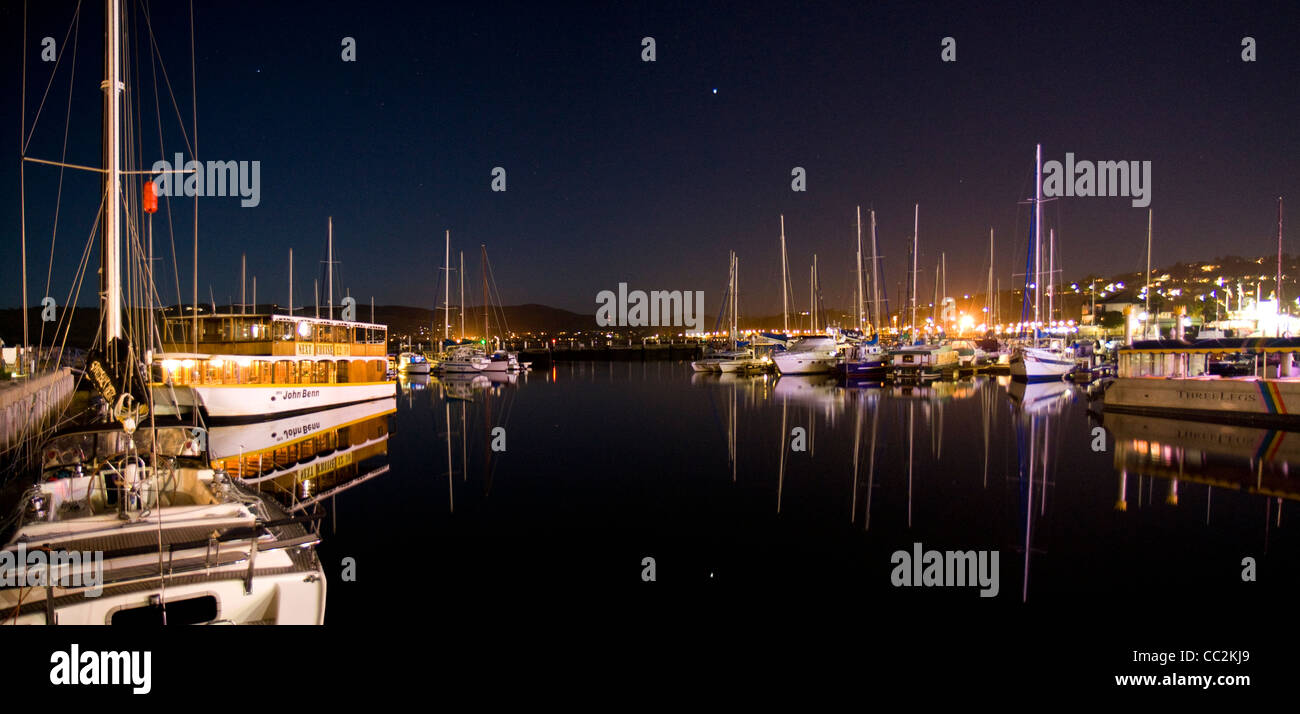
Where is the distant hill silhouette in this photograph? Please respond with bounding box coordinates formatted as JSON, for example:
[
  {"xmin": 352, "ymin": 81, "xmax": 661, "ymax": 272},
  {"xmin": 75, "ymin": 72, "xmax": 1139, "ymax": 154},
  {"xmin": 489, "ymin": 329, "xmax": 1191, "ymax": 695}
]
[{"xmin": 0, "ymin": 303, "xmax": 597, "ymax": 350}]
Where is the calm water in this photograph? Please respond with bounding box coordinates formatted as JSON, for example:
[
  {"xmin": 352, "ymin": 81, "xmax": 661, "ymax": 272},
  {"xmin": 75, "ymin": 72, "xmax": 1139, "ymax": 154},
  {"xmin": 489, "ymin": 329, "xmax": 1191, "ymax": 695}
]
[{"xmin": 307, "ymin": 363, "xmax": 1300, "ymax": 624}]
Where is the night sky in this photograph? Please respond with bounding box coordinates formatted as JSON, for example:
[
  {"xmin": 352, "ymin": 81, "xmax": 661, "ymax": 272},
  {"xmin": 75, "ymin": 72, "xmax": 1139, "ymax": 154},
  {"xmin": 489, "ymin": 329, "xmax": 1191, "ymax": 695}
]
[{"xmin": 3, "ymin": 0, "xmax": 1299, "ymax": 318}]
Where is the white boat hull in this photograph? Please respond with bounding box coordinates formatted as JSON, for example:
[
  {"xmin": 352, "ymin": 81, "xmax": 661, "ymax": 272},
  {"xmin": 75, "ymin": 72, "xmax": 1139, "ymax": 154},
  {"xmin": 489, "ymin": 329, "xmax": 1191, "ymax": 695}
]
[
  {"xmin": 1, "ymin": 566, "xmax": 325, "ymax": 625},
  {"xmin": 773, "ymin": 354, "xmax": 838, "ymax": 375},
  {"xmin": 151, "ymin": 381, "xmax": 396, "ymax": 420},
  {"xmin": 1010, "ymin": 348, "xmax": 1075, "ymax": 382}
]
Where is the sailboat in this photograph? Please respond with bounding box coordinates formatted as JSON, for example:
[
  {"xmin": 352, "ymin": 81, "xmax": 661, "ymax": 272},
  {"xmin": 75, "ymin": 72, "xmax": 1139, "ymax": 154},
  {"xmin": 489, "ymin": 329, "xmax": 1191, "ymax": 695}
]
[
  {"xmin": 692, "ymin": 251, "xmax": 759, "ymax": 372},
  {"xmin": 474, "ymin": 245, "xmax": 528, "ymax": 373},
  {"xmin": 838, "ymin": 207, "xmax": 888, "ymax": 380},
  {"xmin": 1010, "ymin": 145, "xmax": 1076, "ymax": 382},
  {"xmin": 3, "ymin": 0, "xmax": 326, "ymax": 624},
  {"xmin": 717, "ymin": 253, "xmax": 765, "ymax": 373}
]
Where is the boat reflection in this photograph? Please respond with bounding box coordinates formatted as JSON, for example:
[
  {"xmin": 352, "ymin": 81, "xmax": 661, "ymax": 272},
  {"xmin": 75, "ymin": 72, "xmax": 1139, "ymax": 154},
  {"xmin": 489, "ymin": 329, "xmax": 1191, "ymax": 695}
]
[
  {"xmin": 1007, "ymin": 380, "xmax": 1073, "ymax": 603},
  {"xmin": 208, "ymin": 398, "xmax": 395, "ymax": 511},
  {"xmin": 439, "ymin": 374, "xmax": 492, "ymax": 401},
  {"xmin": 398, "ymin": 373, "xmax": 429, "ymax": 392},
  {"xmin": 1106, "ymin": 412, "xmax": 1300, "ymax": 509},
  {"xmin": 1006, "ymin": 379, "xmax": 1073, "ymax": 415}
]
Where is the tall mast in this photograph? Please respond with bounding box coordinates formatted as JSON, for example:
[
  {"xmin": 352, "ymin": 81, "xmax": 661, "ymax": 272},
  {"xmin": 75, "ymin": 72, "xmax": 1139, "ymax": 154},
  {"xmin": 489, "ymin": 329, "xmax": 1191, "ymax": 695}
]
[
  {"xmin": 327, "ymin": 217, "xmax": 334, "ymax": 320},
  {"xmin": 870, "ymin": 210, "xmax": 880, "ymax": 333},
  {"xmin": 1145, "ymin": 209, "xmax": 1152, "ymax": 328},
  {"xmin": 288, "ymin": 248, "xmax": 294, "ymax": 315},
  {"xmin": 443, "ymin": 230, "xmax": 451, "ymax": 343},
  {"xmin": 730, "ymin": 251, "xmax": 737, "ymax": 349},
  {"xmin": 987, "ymin": 229, "xmax": 994, "ymax": 325},
  {"xmin": 933, "ymin": 261, "xmax": 940, "ymax": 325},
  {"xmin": 1033, "ymin": 144, "xmax": 1043, "ymax": 341},
  {"xmin": 780, "ymin": 215, "xmax": 789, "ymax": 333},
  {"xmin": 911, "ymin": 204, "xmax": 919, "ymax": 337},
  {"xmin": 1278, "ymin": 196, "xmax": 1285, "ymax": 332},
  {"xmin": 856, "ymin": 206, "xmax": 865, "ymax": 332},
  {"xmin": 102, "ymin": 0, "xmax": 124, "ymax": 343},
  {"xmin": 459, "ymin": 250, "xmax": 465, "ymax": 341},
  {"xmin": 481, "ymin": 244, "xmax": 489, "ymax": 346},
  {"xmin": 813, "ymin": 254, "xmax": 819, "ymax": 331},
  {"xmin": 1048, "ymin": 229, "xmax": 1055, "ymax": 329},
  {"xmin": 240, "ymin": 253, "xmax": 246, "ymax": 314}
]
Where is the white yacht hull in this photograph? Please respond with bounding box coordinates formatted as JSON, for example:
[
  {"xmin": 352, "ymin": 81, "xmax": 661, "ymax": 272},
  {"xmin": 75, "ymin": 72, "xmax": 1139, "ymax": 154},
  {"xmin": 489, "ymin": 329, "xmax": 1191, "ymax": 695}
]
[
  {"xmin": 773, "ymin": 354, "xmax": 838, "ymax": 375},
  {"xmin": 719, "ymin": 359, "xmax": 764, "ymax": 373},
  {"xmin": 1, "ymin": 566, "xmax": 325, "ymax": 625},
  {"xmin": 1010, "ymin": 348, "xmax": 1075, "ymax": 382}
]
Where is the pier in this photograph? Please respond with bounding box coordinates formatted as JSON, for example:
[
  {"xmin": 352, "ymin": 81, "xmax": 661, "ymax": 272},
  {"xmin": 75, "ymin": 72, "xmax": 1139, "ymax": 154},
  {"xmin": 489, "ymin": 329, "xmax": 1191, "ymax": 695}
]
[
  {"xmin": 514, "ymin": 343, "xmax": 703, "ymax": 366},
  {"xmin": 0, "ymin": 369, "xmax": 75, "ymax": 459}
]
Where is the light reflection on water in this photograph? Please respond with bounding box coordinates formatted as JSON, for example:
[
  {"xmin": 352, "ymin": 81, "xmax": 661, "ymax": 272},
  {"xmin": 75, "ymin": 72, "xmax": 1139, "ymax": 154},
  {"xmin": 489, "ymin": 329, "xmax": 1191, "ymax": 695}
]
[{"xmin": 307, "ymin": 362, "xmax": 1298, "ymax": 622}]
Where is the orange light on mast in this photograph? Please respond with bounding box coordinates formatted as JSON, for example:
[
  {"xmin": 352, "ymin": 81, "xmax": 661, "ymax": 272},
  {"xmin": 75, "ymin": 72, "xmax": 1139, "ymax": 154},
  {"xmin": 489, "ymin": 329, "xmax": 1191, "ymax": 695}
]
[{"xmin": 143, "ymin": 180, "xmax": 158, "ymax": 213}]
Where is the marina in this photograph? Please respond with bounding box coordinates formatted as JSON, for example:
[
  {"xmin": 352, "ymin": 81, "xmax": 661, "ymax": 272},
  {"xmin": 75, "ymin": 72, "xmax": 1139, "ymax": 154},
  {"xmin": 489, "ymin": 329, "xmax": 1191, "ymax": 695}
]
[{"xmin": 1, "ymin": 0, "xmax": 1297, "ymax": 698}]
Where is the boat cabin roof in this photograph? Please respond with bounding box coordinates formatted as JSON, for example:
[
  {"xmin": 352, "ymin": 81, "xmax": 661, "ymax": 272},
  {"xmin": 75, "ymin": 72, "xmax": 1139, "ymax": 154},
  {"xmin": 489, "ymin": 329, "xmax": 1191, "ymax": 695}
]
[
  {"xmin": 1121, "ymin": 337, "xmax": 1300, "ymax": 354},
  {"xmin": 165, "ymin": 312, "xmax": 385, "ymax": 331}
]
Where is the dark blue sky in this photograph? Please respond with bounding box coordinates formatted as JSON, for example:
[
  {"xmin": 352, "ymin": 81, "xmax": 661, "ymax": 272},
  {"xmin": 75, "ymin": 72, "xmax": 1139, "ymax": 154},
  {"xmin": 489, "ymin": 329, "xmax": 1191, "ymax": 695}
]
[{"xmin": 4, "ymin": 0, "xmax": 1299, "ymax": 317}]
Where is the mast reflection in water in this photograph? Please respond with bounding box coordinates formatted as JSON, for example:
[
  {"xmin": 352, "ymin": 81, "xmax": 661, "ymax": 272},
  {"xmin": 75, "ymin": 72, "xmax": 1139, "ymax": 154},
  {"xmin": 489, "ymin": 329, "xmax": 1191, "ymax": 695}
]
[{"xmin": 311, "ymin": 363, "xmax": 1299, "ymax": 622}]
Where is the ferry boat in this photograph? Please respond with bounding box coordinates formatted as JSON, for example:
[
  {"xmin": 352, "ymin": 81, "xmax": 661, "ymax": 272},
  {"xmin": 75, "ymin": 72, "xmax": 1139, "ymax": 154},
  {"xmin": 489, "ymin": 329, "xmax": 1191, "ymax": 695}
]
[
  {"xmin": 149, "ymin": 313, "xmax": 395, "ymax": 421},
  {"xmin": 1, "ymin": 420, "xmax": 326, "ymax": 624},
  {"xmin": 1102, "ymin": 338, "xmax": 1300, "ymax": 426},
  {"xmin": 773, "ymin": 336, "xmax": 839, "ymax": 375},
  {"xmin": 890, "ymin": 343, "xmax": 958, "ymax": 382}
]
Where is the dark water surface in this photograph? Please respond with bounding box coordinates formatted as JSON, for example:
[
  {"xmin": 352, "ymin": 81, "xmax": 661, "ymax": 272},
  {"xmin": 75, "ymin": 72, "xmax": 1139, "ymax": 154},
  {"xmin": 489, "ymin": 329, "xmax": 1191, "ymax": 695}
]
[{"xmin": 314, "ymin": 362, "xmax": 1300, "ymax": 625}]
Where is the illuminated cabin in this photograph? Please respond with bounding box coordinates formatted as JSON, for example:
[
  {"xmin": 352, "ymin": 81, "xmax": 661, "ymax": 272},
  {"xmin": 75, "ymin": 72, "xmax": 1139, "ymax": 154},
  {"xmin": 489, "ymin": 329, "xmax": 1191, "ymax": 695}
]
[{"xmin": 150, "ymin": 313, "xmax": 395, "ymax": 420}]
